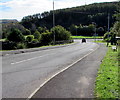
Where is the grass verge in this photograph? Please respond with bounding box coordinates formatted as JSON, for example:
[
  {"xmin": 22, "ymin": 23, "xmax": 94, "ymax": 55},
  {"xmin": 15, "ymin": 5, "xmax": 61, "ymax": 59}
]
[
  {"xmin": 71, "ymin": 36, "xmax": 103, "ymax": 39},
  {"xmin": 93, "ymin": 40, "xmax": 106, "ymax": 43},
  {"xmin": 95, "ymin": 45, "xmax": 119, "ymax": 99}
]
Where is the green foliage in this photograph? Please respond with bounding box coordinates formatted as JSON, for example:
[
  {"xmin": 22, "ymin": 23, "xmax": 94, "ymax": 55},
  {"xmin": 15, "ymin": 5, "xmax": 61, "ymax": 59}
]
[
  {"xmin": 70, "ymin": 24, "xmax": 97, "ymax": 36},
  {"xmin": 41, "ymin": 31, "xmax": 52, "ymax": 45},
  {"xmin": 111, "ymin": 21, "xmax": 120, "ymax": 36},
  {"xmin": 97, "ymin": 27, "xmax": 105, "ymax": 36},
  {"xmin": 37, "ymin": 26, "xmax": 47, "ymax": 33},
  {"xmin": 26, "ymin": 35, "xmax": 34, "ymax": 42},
  {"xmin": 23, "ymin": 29, "xmax": 31, "ymax": 35},
  {"xmin": 33, "ymin": 30, "xmax": 41, "ymax": 41},
  {"xmin": 69, "ymin": 24, "xmax": 78, "ymax": 35},
  {"xmin": 7, "ymin": 28, "xmax": 25, "ymax": 42},
  {"xmin": 32, "ymin": 39, "xmax": 39, "ymax": 43},
  {"xmin": 2, "ymin": 21, "xmax": 26, "ymax": 38},
  {"xmin": 17, "ymin": 43, "xmax": 26, "ymax": 49},
  {"xmin": 21, "ymin": 2, "xmax": 119, "ymax": 31},
  {"xmin": 104, "ymin": 12, "xmax": 120, "ymax": 45},
  {"xmin": 103, "ymin": 32, "xmax": 111, "ymax": 41},
  {"xmin": 51, "ymin": 25, "xmax": 71, "ymax": 41}
]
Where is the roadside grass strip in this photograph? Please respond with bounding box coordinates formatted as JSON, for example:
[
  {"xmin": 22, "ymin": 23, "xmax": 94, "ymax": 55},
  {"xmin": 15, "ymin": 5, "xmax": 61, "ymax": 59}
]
[
  {"xmin": 71, "ymin": 36, "xmax": 103, "ymax": 39},
  {"xmin": 95, "ymin": 45, "xmax": 119, "ymax": 99}
]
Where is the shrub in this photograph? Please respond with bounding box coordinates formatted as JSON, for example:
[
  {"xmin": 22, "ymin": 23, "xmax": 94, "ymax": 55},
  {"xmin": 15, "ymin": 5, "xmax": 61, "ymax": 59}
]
[
  {"xmin": 32, "ymin": 39, "xmax": 39, "ymax": 43},
  {"xmin": 26, "ymin": 35, "xmax": 34, "ymax": 42},
  {"xmin": 2, "ymin": 41, "xmax": 17, "ymax": 50},
  {"xmin": 7, "ymin": 28, "xmax": 25, "ymax": 42},
  {"xmin": 33, "ymin": 30, "xmax": 41, "ymax": 41},
  {"xmin": 51, "ymin": 25, "xmax": 71, "ymax": 41},
  {"xmin": 41, "ymin": 31, "xmax": 52, "ymax": 45},
  {"xmin": 17, "ymin": 43, "xmax": 26, "ymax": 49}
]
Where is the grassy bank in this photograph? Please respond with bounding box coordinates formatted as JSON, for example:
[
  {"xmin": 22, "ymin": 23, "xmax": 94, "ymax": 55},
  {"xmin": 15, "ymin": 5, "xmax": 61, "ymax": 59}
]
[
  {"xmin": 71, "ymin": 36, "xmax": 103, "ymax": 39},
  {"xmin": 95, "ymin": 45, "xmax": 119, "ymax": 99}
]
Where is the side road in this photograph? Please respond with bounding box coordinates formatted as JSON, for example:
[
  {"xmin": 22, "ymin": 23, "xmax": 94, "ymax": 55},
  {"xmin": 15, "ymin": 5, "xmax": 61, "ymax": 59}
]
[
  {"xmin": 1, "ymin": 42, "xmax": 78, "ymax": 56},
  {"xmin": 31, "ymin": 43, "xmax": 107, "ymax": 98}
]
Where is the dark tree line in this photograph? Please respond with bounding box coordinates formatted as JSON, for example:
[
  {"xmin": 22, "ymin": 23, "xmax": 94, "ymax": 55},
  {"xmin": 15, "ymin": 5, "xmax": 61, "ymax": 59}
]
[{"xmin": 21, "ymin": 2, "xmax": 120, "ymax": 33}]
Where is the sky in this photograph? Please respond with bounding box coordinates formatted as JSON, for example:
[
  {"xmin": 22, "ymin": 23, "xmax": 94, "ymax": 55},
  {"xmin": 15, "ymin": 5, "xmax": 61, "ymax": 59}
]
[{"xmin": 0, "ymin": 0, "xmax": 118, "ymax": 21}]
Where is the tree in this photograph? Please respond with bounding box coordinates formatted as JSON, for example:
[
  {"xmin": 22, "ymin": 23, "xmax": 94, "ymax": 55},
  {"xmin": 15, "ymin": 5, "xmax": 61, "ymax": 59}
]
[
  {"xmin": 37, "ymin": 26, "xmax": 47, "ymax": 33},
  {"xmin": 97, "ymin": 27, "xmax": 105, "ymax": 36},
  {"xmin": 51, "ymin": 25, "xmax": 71, "ymax": 41},
  {"xmin": 69, "ymin": 24, "xmax": 77, "ymax": 35},
  {"xmin": 23, "ymin": 29, "xmax": 31, "ymax": 35},
  {"xmin": 21, "ymin": 2, "xmax": 119, "ymax": 30},
  {"xmin": 7, "ymin": 28, "xmax": 25, "ymax": 42}
]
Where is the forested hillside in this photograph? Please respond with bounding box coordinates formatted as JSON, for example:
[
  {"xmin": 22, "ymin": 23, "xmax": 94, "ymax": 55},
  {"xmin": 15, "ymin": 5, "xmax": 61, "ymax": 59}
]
[{"xmin": 21, "ymin": 2, "xmax": 120, "ymax": 31}]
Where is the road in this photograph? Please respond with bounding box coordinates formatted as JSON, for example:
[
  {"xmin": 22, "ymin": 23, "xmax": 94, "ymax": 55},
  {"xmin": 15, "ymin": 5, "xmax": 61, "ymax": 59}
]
[
  {"xmin": 32, "ymin": 43, "xmax": 107, "ymax": 98},
  {"xmin": 2, "ymin": 40, "xmax": 99, "ymax": 98}
]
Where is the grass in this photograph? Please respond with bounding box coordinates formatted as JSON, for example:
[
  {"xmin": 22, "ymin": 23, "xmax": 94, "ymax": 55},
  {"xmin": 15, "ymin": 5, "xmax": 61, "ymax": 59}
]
[
  {"xmin": 95, "ymin": 44, "xmax": 119, "ymax": 99},
  {"xmin": 0, "ymin": 39, "xmax": 6, "ymax": 41},
  {"xmin": 71, "ymin": 36, "xmax": 103, "ymax": 39},
  {"xmin": 93, "ymin": 40, "xmax": 106, "ymax": 43}
]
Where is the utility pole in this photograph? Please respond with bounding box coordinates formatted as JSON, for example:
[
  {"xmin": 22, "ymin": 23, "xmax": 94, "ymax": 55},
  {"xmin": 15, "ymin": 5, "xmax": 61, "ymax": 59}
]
[
  {"xmin": 53, "ymin": 0, "xmax": 55, "ymax": 45},
  {"xmin": 108, "ymin": 13, "xmax": 110, "ymax": 32},
  {"xmin": 95, "ymin": 24, "xmax": 96, "ymax": 42},
  {"xmin": 92, "ymin": 22, "xmax": 96, "ymax": 42},
  {"xmin": 107, "ymin": 13, "xmax": 110, "ymax": 47}
]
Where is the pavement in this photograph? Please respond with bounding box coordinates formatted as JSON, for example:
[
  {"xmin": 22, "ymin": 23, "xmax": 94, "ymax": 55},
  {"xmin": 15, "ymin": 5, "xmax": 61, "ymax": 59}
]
[{"xmin": 31, "ymin": 43, "xmax": 107, "ymax": 99}]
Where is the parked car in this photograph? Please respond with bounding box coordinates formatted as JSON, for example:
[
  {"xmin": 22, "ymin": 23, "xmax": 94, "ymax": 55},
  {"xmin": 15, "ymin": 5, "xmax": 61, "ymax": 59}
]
[{"xmin": 82, "ymin": 38, "xmax": 86, "ymax": 43}]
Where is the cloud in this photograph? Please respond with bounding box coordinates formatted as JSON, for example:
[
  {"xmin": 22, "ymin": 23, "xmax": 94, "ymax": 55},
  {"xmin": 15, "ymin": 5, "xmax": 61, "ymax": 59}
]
[
  {"xmin": 0, "ymin": 0, "xmax": 84, "ymax": 20},
  {"xmin": 0, "ymin": 0, "xmax": 117, "ymax": 21}
]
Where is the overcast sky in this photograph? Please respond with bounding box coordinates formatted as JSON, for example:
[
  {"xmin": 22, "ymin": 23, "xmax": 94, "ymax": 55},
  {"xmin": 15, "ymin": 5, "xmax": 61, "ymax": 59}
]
[{"xmin": 0, "ymin": 0, "xmax": 117, "ymax": 21}]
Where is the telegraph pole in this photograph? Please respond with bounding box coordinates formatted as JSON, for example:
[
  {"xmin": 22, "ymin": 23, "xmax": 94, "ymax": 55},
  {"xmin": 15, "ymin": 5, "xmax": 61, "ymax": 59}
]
[
  {"xmin": 107, "ymin": 13, "xmax": 110, "ymax": 46},
  {"xmin": 108, "ymin": 13, "xmax": 110, "ymax": 32},
  {"xmin": 53, "ymin": 0, "xmax": 55, "ymax": 45}
]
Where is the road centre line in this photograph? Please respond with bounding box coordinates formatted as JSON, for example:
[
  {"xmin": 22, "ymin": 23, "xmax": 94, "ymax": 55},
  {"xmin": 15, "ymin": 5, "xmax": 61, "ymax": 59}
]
[
  {"xmin": 11, "ymin": 53, "xmax": 56, "ymax": 65},
  {"xmin": 27, "ymin": 44, "xmax": 99, "ymax": 100}
]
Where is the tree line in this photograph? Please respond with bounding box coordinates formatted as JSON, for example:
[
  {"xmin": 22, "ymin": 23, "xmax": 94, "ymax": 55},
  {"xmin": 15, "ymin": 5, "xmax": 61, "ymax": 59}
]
[
  {"xmin": 2, "ymin": 25, "xmax": 72, "ymax": 50},
  {"xmin": 21, "ymin": 2, "xmax": 120, "ymax": 32}
]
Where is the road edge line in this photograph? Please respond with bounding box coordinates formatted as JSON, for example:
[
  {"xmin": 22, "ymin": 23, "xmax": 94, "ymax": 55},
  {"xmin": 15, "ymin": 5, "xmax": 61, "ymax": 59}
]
[{"xmin": 27, "ymin": 44, "xmax": 100, "ymax": 100}]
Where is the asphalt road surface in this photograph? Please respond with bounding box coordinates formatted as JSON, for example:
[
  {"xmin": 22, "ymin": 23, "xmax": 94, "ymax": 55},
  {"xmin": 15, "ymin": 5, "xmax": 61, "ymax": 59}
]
[
  {"xmin": 2, "ymin": 40, "xmax": 104, "ymax": 98},
  {"xmin": 32, "ymin": 43, "xmax": 107, "ymax": 99}
]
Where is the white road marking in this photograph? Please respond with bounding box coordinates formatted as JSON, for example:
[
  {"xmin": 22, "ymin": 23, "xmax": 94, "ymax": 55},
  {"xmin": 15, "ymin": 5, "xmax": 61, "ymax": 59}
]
[
  {"xmin": 11, "ymin": 53, "xmax": 56, "ymax": 65},
  {"xmin": 90, "ymin": 49, "xmax": 94, "ymax": 51},
  {"xmin": 27, "ymin": 44, "xmax": 100, "ymax": 100}
]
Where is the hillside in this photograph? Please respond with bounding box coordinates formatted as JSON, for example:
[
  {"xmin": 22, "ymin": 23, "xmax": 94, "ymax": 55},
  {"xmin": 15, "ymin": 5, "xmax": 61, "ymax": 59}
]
[
  {"xmin": 0, "ymin": 19, "xmax": 18, "ymax": 24},
  {"xmin": 21, "ymin": 1, "xmax": 120, "ymax": 31}
]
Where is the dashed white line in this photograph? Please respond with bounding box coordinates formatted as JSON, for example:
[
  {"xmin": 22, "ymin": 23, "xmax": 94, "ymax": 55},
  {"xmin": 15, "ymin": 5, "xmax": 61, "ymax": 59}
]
[{"xmin": 11, "ymin": 53, "xmax": 56, "ymax": 65}]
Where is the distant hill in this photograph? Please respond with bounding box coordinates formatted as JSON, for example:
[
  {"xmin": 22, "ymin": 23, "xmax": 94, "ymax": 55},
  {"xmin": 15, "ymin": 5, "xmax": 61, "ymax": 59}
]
[
  {"xmin": 0, "ymin": 19, "xmax": 18, "ymax": 24},
  {"xmin": 21, "ymin": 1, "xmax": 120, "ymax": 31}
]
